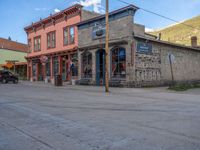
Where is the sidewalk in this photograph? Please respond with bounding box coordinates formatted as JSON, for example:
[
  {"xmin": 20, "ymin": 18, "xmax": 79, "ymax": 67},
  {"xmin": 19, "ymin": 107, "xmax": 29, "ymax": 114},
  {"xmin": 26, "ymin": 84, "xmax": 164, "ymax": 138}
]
[{"xmin": 19, "ymin": 80, "xmax": 169, "ymax": 94}]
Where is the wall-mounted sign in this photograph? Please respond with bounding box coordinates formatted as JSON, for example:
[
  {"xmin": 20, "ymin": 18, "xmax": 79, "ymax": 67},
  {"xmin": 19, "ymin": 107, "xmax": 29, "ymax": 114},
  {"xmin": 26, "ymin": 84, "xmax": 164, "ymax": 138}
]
[
  {"xmin": 92, "ymin": 23, "xmax": 106, "ymax": 40},
  {"xmin": 137, "ymin": 42, "xmax": 152, "ymax": 54}
]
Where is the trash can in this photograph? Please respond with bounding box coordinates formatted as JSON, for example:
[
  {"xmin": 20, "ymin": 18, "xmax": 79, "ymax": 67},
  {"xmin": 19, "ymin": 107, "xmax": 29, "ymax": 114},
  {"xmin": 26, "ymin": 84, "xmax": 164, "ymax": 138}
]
[
  {"xmin": 54, "ymin": 74, "xmax": 63, "ymax": 86},
  {"xmin": 71, "ymin": 79, "xmax": 76, "ymax": 85}
]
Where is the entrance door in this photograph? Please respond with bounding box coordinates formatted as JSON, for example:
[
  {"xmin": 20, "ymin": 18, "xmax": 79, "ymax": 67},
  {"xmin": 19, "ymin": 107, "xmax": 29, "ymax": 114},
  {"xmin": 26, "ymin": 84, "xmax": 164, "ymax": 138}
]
[{"xmin": 96, "ymin": 49, "xmax": 105, "ymax": 86}]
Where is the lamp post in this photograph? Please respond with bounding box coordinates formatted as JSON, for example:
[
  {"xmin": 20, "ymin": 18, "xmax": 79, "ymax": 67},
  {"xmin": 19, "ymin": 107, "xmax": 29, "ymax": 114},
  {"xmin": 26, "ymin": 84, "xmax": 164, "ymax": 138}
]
[{"xmin": 105, "ymin": 0, "xmax": 109, "ymax": 92}]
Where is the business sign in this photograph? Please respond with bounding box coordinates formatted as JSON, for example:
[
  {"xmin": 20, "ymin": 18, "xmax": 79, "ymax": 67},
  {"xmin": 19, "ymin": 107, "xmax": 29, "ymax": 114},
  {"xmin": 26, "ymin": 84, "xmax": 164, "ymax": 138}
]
[
  {"xmin": 137, "ymin": 42, "xmax": 152, "ymax": 54},
  {"xmin": 92, "ymin": 23, "xmax": 106, "ymax": 39}
]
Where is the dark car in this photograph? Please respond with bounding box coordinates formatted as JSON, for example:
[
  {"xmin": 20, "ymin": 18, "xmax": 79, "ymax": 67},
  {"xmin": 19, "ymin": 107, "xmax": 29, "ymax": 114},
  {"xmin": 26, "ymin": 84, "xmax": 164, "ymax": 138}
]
[{"xmin": 0, "ymin": 70, "xmax": 18, "ymax": 84}]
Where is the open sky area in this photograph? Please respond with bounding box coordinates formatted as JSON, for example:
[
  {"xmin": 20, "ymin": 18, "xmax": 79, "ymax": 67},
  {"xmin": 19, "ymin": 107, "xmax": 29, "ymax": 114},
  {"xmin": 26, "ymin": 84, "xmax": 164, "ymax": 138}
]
[{"xmin": 0, "ymin": 0, "xmax": 200, "ymax": 44}]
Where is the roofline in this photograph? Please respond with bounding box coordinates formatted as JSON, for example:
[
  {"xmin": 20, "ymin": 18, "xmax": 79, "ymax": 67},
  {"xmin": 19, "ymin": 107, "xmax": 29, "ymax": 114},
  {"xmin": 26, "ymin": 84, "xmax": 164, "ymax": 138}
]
[
  {"xmin": 24, "ymin": 4, "xmax": 82, "ymax": 31},
  {"xmin": 0, "ymin": 47, "xmax": 28, "ymax": 53},
  {"xmin": 77, "ymin": 4, "xmax": 139, "ymax": 26},
  {"xmin": 134, "ymin": 35, "xmax": 200, "ymax": 52},
  {"xmin": 0, "ymin": 37, "xmax": 27, "ymax": 46}
]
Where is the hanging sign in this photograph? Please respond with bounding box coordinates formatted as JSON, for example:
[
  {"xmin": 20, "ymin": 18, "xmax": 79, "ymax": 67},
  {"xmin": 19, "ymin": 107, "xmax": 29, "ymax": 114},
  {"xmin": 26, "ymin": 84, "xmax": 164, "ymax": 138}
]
[
  {"xmin": 6, "ymin": 62, "xmax": 13, "ymax": 69},
  {"xmin": 92, "ymin": 23, "xmax": 106, "ymax": 39},
  {"xmin": 40, "ymin": 55, "xmax": 48, "ymax": 65}
]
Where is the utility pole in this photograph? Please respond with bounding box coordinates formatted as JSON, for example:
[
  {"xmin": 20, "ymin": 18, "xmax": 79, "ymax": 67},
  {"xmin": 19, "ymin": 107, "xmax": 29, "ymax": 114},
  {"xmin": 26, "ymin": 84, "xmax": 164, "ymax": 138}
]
[{"xmin": 105, "ymin": 0, "xmax": 109, "ymax": 92}]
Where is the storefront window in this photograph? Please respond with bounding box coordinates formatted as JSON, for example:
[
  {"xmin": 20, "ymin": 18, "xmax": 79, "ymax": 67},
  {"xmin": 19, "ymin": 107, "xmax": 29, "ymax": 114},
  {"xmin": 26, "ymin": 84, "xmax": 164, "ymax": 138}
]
[
  {"xmin": 82, "ymin": 51, "xmax": 92, "ymax": 78},
  {"xmin": 111, "ymin": 47, "xmax": 126, "ymax": 78},
  {"xmin": 71, "ymin": 53, "xmax": 78, "ymax": 76},
  {"xmin": 53, "ymin": 57, "xmax": 59, "ymax": 76},
  {"xmin": 32, "ymin": 63, "xmax": 37, "ymax": 77},
  {"xmin": 46, "ymin": 58, "xmax": 51, "ymax": 77}
]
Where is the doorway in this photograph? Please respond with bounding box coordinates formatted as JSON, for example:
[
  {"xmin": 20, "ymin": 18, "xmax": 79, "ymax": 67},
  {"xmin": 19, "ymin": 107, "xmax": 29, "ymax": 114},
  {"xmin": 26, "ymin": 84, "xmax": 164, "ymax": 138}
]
[{"xmin": 96, "ymin": 49, "xmax": 105, "ymax": 86}]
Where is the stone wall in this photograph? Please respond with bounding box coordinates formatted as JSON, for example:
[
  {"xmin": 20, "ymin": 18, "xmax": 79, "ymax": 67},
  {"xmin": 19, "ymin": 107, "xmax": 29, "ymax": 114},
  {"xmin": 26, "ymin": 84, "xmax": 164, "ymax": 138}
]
[
  {"xmin": 81, "ymin": 10, "xmax": 100, "ymax": 21},
  {"xmin": 134, "ymin": 39, "xmax": 200, "ymax": 87},
  {"xmin": 78, "ymin": 15, "xmax": 134, "ymax": 47}
]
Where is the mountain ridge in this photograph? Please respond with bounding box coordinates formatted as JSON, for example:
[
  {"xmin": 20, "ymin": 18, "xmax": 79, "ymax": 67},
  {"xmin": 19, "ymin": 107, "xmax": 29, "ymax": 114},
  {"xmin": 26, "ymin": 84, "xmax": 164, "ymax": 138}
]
[{"xmin": 150, "ymin": 15, "xmax": 200, "ymax": 46}]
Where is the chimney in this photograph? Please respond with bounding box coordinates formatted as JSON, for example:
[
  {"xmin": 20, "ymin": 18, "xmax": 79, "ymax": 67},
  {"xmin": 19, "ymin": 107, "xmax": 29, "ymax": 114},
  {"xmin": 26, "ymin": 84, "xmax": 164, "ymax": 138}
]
[
  {"xmin": 191, "ymin": 36, "xmax": 197, "ymax": 47},
  {"xmin": 158, "ymin": 33, "xmax": 162, "ymax": 40},
  {"xmin": 157, "ymin": 33, "xmax": 162, "ymax": 40}
]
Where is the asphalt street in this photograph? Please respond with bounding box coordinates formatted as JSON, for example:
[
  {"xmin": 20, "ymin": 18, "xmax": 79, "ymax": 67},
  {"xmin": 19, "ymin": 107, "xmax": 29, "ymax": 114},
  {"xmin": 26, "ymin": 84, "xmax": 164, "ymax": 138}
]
[{"xmin": 0, "ymin": 82, "xmax": 200, "ymax": 150}]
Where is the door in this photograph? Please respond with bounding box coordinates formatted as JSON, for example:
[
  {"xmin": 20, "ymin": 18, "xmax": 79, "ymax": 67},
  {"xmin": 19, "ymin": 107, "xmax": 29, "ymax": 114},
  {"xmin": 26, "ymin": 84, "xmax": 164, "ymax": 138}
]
[{"xmin": 96, "ymin": 49, "xmax": 105, "ymax": 86}]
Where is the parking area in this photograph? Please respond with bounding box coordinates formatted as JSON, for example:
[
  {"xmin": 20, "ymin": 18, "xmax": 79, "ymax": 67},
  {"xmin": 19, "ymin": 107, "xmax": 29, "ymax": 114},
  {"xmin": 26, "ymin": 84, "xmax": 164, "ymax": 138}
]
[{"xmin": 0, "ymin": 82, "xmax": 200, "ymax": 150}]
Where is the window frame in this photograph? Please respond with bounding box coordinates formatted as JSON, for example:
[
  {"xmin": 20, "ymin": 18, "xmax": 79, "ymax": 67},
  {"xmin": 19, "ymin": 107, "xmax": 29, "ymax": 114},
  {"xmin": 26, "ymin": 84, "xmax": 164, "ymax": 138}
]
[
  {"xmin": 47, "ymin": 31, "xmax": 56, "ymax": 49},
  {"xmin": 28, "ymin": 39, "xmax": 32, "ymax": 53},
  {"xmin": 81, "ymin": 51, "xmax": 92, "ymax": 78},
  {"xmin": 111, "ymin": 47, "xmax": 126, "ymax": 79},
  {"xmin": 33, "ymin": 36, "xmax": 41, "ymax": 52},
  {"xmin": 63, "ymin": 26, "xmax": 75, "ymax": 46},
  {"xmin": 63, "ymin": 27, "xmax": 69, "ymax": 46},
  {"xmin": 69, "ymin": 26, "xmax": 75, "ymax": 44}
]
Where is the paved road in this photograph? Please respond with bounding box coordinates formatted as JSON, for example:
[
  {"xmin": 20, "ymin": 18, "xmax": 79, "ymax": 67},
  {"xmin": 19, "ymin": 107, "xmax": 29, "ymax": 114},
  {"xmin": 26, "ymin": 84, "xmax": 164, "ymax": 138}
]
[{"xmin": 0, "ymin": 82, "xmax": 200, "ymax": 150}]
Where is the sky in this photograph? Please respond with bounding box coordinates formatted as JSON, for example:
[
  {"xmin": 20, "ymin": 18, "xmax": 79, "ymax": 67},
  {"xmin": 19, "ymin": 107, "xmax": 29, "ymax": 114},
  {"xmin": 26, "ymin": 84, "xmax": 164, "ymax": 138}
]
[{"xmin": 0, "ymin": 0, "xmax": 200, "ymax": 44}]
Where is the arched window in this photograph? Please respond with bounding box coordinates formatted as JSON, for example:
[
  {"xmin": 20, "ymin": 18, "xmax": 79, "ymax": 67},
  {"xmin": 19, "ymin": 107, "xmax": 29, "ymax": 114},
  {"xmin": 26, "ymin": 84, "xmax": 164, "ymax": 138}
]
[
  {"xmin": 82, "ymin": 51, "xmax": 92, "ymax": 78},
  {"xmin": 111, "ymin": 47, "xmax": 126, "ymax": 78}
]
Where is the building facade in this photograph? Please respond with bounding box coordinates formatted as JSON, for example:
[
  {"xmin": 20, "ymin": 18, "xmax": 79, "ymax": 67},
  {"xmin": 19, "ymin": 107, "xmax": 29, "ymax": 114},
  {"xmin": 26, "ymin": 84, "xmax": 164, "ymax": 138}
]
[
  {"xmin": 77, "ymin": 5, "xmax": 200, "ymax": 87},
  {"xmin": 24, "ymin": 4, "xmax": 99, "ymax": 82},
  {"xmin": 0, "ymin": 38, "xmax": 28, "ymax": 79}
]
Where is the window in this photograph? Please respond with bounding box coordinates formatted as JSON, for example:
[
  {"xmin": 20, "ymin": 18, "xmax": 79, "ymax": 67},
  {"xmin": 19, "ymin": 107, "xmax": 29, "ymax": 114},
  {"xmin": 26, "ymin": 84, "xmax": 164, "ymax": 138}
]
[
  {"xmin": 45, "ymin": 58, "xmax": 51, "ymax": 77},
  {"xmin": 28, "ymin": 39, "xmax": 32, "ymax": 52},
  {"xmin": 47, "ymin": 31, "xmax": 56, "ymax": 49},
  {"xmin": 34, "ymin": 36, "xmax": 41, "ymax": 51},
  {"xmin": 53, "ymin": 57, "xmax": 59, "ymax": 76},
  {"xmin": 32, "ymin": 63, "xmax": 37, "ymax": 77},
  {"xmin": 71, "ymin": 53, "xmax": 78, "ymax": 76},
  {"xmin": 63, "ymin": 28, "xmax": 68, "ymax": 45},
  {"xmin": 111, "ymin": 47, "xmax": 126, "ymax": 78},
  {"xmin": 69, "ymin": 27, "xmax": 75, "ymax": 44},
  {"xmin": 82, "ymin": 52, "xmax": 92, "ymax": 78},
  {"xmin": 63, "ymin": 26, "xmax": 75, "ymax": 45}
]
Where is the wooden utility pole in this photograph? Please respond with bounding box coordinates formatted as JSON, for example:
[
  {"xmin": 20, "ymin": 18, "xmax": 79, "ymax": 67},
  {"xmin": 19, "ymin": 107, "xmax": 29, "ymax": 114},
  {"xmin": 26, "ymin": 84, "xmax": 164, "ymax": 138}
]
[
  {"xmin": 105, "ymin": 0, "xmax": 109, "ymax": 92},
  {"xmin": 169, "ymin": 54, "xmax": 174, "ymax": 85}
]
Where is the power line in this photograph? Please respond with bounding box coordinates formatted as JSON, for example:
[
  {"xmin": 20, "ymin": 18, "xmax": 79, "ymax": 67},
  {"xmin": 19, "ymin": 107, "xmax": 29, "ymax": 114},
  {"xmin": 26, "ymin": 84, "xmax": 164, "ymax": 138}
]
[{"xmin": 117, "ymin": 0, "xmax": 200, "ymax": 31}]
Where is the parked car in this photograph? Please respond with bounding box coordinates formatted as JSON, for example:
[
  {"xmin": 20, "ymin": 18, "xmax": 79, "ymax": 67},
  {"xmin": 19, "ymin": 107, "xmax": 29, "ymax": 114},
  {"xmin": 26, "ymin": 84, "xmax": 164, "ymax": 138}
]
[{"xmin": 0, "ymin": 70, "xmax": 18, "ymax": 84}]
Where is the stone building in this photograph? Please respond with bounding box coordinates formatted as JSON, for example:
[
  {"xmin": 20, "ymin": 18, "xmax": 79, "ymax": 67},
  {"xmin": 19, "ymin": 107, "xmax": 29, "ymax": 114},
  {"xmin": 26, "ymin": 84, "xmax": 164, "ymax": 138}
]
[{"xmin": 77, "ymin": 5, "xmax": 200, "ymax": 87}]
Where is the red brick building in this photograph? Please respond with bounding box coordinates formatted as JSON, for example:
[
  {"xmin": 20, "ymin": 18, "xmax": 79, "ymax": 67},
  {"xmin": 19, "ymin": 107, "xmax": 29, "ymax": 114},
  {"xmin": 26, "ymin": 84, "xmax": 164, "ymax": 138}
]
[{"xmin": 24, "ymin": 4, "xmax": 98, "ymax": 82}]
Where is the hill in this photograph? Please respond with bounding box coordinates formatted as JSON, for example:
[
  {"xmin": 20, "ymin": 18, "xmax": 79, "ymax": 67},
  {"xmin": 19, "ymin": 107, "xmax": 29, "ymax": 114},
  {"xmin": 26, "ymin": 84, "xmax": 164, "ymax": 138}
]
[{"xmin": 150, "ymin": 15, "xmax": 200, "ymax": 46}]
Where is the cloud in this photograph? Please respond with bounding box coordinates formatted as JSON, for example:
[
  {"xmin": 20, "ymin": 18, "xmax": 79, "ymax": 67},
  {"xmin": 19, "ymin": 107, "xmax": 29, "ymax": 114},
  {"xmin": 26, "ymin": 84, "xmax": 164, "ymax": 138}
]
[
  {"xmin": 77, "ymin": 0, "xmax": 104, "ymax": 13},
  {"xmin": 145, "ymin": 27, "xmax": 154, "ymax": 32},
  {"xmin": 34, "ymin": 8, "xmax": 47, "ymax": 11},
  {"xmin": 54, "ymin": 8, "xmax": 61, "ymax": 13}
]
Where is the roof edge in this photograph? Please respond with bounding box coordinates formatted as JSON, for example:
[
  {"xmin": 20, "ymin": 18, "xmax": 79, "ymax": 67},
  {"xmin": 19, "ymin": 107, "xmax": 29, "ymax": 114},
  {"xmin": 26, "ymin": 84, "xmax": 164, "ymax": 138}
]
[
  {"xmin": 24, "ymin": 4, "xmax": 82, "ymax": 31},
  {"xmin": 134, "ymin": 35, "xmax": 200, "ymax": 52},
  {"xmin": 77, "ymin": 4, "xmax": 139, "ymax": 26}
]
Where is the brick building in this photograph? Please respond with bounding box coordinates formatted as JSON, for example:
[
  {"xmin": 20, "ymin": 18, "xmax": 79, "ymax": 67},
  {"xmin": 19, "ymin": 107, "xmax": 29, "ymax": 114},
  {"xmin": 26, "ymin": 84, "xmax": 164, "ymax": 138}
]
[
  {"xmin": 24, "ymin": 4, "xmax": 99, "ymax": 82},
  {"xmin": 77, "ymin": 5, "xmax": 200, "ymax": 87}
]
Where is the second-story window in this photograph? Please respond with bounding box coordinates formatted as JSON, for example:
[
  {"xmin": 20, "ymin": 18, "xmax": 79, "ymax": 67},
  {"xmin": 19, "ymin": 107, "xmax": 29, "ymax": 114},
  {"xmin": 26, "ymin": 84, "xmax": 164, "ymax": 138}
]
[
  {"xmin": 34, "ymin": 36, "xmax": 41, "ymax": 51},
  {"xmin": 63, "ymin": 26, "xmax": 75, "ymax": 46},
  {"xmin": 28, "ymin": 39, "xmax": 32, "ymax": 53},
  {"xmin": 69, "ymin": 27, "xmax": 75, "ymax": 44},
  {"xmin": 47, "ymin": 31, "xmax": 56, "ymax": 49},
  {"xmin": 63, "ymin": 27, "xmax": 68, "ymax": 45}
]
